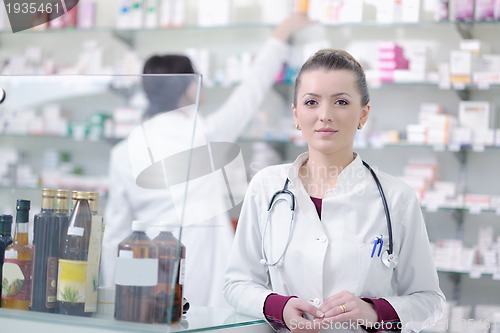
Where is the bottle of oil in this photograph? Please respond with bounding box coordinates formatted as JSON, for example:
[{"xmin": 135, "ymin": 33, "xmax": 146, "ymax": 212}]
[
  {"xmin": 0, "ymin": 214, "xmax": 13, "ymax": 305},
  {"xmin": 56, "ymin": 191, "xmax": 92, "ymax": 316},
  {"xmin": 31, "ymin": 188, "xmax": 58, "ymax": 312},
  {"xmin": 84, "ymin": 191, "xmax": 103, "ymax": 313},
  {"xmin": 152, "ymin": 225, "xmax": 185, "ymax": 323},
  {"xmin": 114, "ymin": 220, "xmax": 158, "ymax": 323},
  {"xmin": 1, "ymin": 200, "xmax": 32, "ymax": 310}
]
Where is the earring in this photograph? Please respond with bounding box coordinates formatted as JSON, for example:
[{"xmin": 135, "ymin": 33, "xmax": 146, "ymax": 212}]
[
  {"xmin": 357, "ymin": 123, "xmax": 363, "ymax": 130},
  {"xmin": 296, "ymin": 124, "xmax": 301, "ymax": 130}
]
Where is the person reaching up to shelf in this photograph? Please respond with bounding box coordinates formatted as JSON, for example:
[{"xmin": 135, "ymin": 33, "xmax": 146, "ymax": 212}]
[
  {"xmin": 100, "ymin": 12, "xmax": 312, "ymax": 308},
  {"xmin": 224, "ymin": 49, "xmax": 446, "ymax": 332}
]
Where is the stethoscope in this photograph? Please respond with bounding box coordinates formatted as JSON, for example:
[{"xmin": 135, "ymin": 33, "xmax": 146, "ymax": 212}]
[{"xmin": 260, "ymin": 160, "xmax": 399, "ymax": 269}]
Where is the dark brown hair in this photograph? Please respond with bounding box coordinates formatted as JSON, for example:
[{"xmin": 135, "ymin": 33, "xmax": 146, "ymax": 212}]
[
  {"xmin": 293, "ymin": 49, "xmax": 369, "ymax": 107},
  {"xmin": 142, "ymin": 55, "xmax": 196, "ymax": 119}
]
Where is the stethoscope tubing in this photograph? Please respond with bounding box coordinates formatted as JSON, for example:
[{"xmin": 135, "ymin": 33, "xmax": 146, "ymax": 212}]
[
  {"xmin": 261, "ymin": 160, "xmax": 395, "ymax": 267},
  {"xmin": 362, "ymin": 161, "xmax": 394, "ymax": 255}
]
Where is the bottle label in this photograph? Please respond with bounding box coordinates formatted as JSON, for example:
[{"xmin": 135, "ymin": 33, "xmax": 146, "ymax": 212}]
[
  {"xmin": 4, "ymin": 249, "xmax": 18, "ymax": 259},
  {"xmin": 46, "ymin": 256, "xmax": 58, "ymax": 307},
  {"xmin": 115, "ymin": 257, "xmax": 158, "ymax": 286},
  {"xmin": 83, "ymin": 214, "xmax": 103, "ymax": 312},
  {"xmin": 179, "ymin": 258, "xmax": 185, "ymax": 286},
  {"xmin": 119, "ymin": 250, "xmax": 133, "ymax": 259},
  {"xmin": 56, "ymin": 259, "xmax": 87, "ymax": 304},
  {"xmin": 67, "ymin": 227, "xmax": 84, "ymax": 237},
  {"xmin": 1, "ymin": 260, "xmax": 32, "ymax": 301}
]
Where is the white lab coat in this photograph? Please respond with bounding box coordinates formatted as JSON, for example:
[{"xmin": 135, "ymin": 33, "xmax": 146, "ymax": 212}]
[
  {"xmin": 101, "ymin": 37, "xmax": 290, "ymax": 307},
  {"xmin": 224, "ymin": 152, "xmax": 446, "ymax": 332}
]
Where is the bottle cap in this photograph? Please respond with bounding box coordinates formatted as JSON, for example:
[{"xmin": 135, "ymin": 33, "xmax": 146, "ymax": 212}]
[
  {"xmin": 74, "ymin": 191, "xmax": 91, "ymax": 200},
  {"xmin": 131, "ymin": 220, "xmax": 148, "ymax": 232},
  {"xmin": 16, "ymin": 199, "xmax": 30, "ymax": 211},
  {"xmin": 0, "ymin": 214, "xmax": 13, "ymax": 235},
  {"xmin": 88, "ymin": 192, "xmax": 99, "ymax": 202},
  {"xmin": 41, "ymin": 188, "xmax": 57, "ymax": 197},
  {"xmin": 88, "ymin": 192, "xmax": 99, "ymax": 214},
  {"xmin": 56, "ymin": 189, "xmax": 71, "ymax": 198}
]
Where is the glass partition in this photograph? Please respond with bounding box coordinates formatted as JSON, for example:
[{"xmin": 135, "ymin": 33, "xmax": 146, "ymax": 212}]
[{"xmin": 0, "ymin": 74, "xmax": 259, "ymax": 332}]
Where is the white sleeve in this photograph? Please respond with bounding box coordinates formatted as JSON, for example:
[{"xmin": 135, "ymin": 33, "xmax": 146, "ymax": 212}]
[
  {"xmin": 204, "ymin": 37, "xmax": 289, "ymax": 143},
  {"xmin": 384, "ymin": 193, "xmax": 446, "ymax": 332},
  {"xmin": 223, "ymin": 174, "xmax": 273, "ymax": 318},
  {"xmin": 100, "ymin": 145, "xmax": 134, "ymax": 287}
]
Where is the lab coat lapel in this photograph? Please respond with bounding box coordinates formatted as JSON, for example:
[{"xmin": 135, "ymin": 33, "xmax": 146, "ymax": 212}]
[{"xmin": 285, "ymin": 153, "xmax": 328, "ymax": 300}]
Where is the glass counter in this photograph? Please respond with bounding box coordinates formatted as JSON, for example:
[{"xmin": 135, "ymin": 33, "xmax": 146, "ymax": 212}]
[{"xmin": 0, "ymin": 306, "xmax": 271, "ymax": 333}]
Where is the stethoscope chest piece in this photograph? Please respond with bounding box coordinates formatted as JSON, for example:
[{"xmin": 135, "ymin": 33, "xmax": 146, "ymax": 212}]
[{"xmin": 381, "ymin": 250, "xmax": 398, "ymax": 269}]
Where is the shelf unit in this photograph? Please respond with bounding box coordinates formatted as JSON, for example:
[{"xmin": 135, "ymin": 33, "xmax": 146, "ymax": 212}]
[{"xmin": 0, "ymin": 8, "xmax": 500, "ymax": 330}]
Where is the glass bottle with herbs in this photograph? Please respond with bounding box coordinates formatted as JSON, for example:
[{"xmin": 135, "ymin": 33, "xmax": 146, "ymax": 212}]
[
  {"xmin": 1, "ymin": 200, "xmax": 32, "ymax": 310},
  {"xmin": 56, "ymin": 191, "xmax": 92, "ymax": 316},
  {"xmin": 0, "ymin": 214, "xmax": 13, "ymax": 305}
]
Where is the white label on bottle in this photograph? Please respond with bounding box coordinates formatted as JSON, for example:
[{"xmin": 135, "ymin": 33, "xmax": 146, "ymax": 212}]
[
  {"xmin": 4, "ymin": 250, "xmax": 18, "ymax": 259},
  {"xmin": 179, "ymin": 258, "xmax": 185, "ymax": 286},
  {"xmin": 115, "ymin": 258, "xmax": 158, "ymax": 286},
  {"xmin": 68, "ymin": 226, "xmax": 85, "ymax": 236},
  {"xmin": 119, "ymin": 250, "xmax": 134, "ymax": 259}
]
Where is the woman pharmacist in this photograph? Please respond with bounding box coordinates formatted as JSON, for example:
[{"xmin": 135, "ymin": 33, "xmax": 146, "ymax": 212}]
[
  {"xmin": 101, "ymin": 13, "xmax": 311, "ymax": 308},
  {"xmin": 224, "ymin": 49, "xmax": 445, "ymax": 332}
]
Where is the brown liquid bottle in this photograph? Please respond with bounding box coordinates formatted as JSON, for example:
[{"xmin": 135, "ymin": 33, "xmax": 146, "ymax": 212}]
[
  {"xmin": 114, "ymin": 220, "xmax": 158, "ymax": 323},
  {"xmin": 56, "ymin": 191, "xmax": 92, "ymax": 316},
  {"xmin": 0, "ymin": 214, "xmax": 13, "ymax": 305},
  {"xmin": 1, "ymin": 200, "xmax": 32, "ymax": 310},
  {"xmin": 31, "ymin": 188, "xmax": 58, "ymax": 312},
  {"xmin": 152, "ymin": 225, "xmax": 185, "ymax": 324}
]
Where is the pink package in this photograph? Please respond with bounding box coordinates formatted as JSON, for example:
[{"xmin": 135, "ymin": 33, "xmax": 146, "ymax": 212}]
[
  {"xmin": 379, "ymin": 58, "xmax": 410, "ymax": 70},
  {"xmin": 453, "ymin": 0, "xmax": 474, "ymax": 21},
  {"xmin": 379, "ymin": 70, "xmax": 394, "ymax": 83},
  {"xmin": 495, "ymin": 0, "xmax": 500, "ymax": 19},
  {"xmin": 475, "ymin": 0, "xmax": 495, "ymax": 21},
  {"xmin": 78, "ymin": 1, "xmax": 97, "ymax": 29}
]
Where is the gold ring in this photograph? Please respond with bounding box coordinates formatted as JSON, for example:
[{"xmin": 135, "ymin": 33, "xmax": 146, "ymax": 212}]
[{"xmin": 339, "ymin": 304, "xmax": 347, "ymax": 314}]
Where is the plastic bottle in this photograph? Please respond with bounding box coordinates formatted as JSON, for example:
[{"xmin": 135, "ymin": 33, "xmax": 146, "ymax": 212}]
[
  {"xmin": 56, "ymin": 191, "xmax": 92, "ymax": 316},
  {"xmin": 114, "ymin": 220, "xmax": 158, "ymax": 323},
  {"xmin": 31, "ymin": 188, "xmax": 58, "ymax": 312},
  {"xmin": 152, "ymin": 224, "xmax": 185, "ymax": 323},
  {"xmin": 0, "ymin": 214, "xmax": 13, "ymax": 305},
  {"xmin": 1, "ymin": 200, "xmax": 32, "ymax": 310}
]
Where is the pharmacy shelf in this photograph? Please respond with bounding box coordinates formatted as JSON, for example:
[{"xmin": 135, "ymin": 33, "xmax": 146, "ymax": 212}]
[
  {"xmin": 437, "ymin": 267, "xmax": 500, "ymax": 279},
  {"xmin": 1, "ymin": 19, "xmax": 498, "ymax": 35},
  {"xmin": 0, "ymin": 133, "xmax": 123, "ymax": 144},
  {"xmin": 0, "ymin": 75, "xmax": 115, "ymax": 108},
  {"xmin": 422, "ymin": 205, "xmax": 500, "ymax": 215},
  {"xmin": 240, "ymin": 136, "xmax": 500, "ymax": 151}
]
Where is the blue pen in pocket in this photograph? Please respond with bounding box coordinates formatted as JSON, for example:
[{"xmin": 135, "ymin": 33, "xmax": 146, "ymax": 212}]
[{"xmin": 371, "ymin": 235, "xmax": 383, "ymax": 258}]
